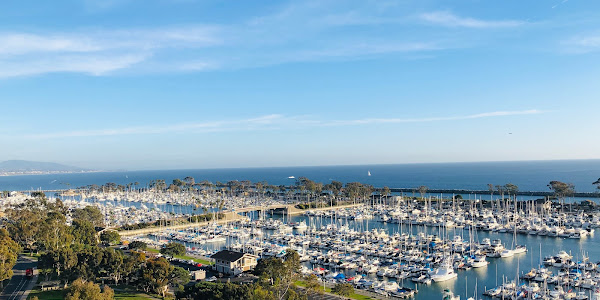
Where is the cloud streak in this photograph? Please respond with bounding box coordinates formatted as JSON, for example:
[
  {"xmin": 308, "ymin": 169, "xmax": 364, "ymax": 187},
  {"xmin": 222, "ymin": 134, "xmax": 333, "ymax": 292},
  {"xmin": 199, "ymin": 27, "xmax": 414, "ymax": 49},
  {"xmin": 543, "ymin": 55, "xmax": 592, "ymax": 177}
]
[
  {"xmin": 0, "ymin": 2, "xmax": 457, "ymax": 79},
  {"xmin": 420, "ymin": 11, "xmax": 523, "ymax": 28},
  {"xmin": 563, "ymin": 33, "xmax": 600, "ymax": 53},
  {"xmin": 324, "ymin": 110, "xmax": 543, "ymax": 126},
  {"xmin": 24, "ymin": 110, "xmax": 544, "ymax": 139},
  {"xmin": 0, "ymin": 3, "xmax": 529, "ymax": 79},
  {"xmin": 0, "ymin": 26, "xmax": 222, "ymax": 77}
]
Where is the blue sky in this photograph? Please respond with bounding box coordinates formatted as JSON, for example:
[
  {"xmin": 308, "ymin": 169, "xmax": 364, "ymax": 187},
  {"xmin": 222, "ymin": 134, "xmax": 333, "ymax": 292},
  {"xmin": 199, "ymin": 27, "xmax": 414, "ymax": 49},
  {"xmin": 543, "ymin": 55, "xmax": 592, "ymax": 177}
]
[{"xmin": 1, "ymin": 0, "xmax": 599, "ymax": 170}]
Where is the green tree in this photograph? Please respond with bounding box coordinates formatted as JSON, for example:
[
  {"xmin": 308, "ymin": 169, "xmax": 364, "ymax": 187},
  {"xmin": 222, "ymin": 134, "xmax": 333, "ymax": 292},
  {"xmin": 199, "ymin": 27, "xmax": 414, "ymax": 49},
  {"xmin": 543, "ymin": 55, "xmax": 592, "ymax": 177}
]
[
  {"xmin": 37, "ymin": 211, "xmax": 73, "ymax": 251},
  {"xmin": 65, "ymin": 278, "xmax": 114, "ymax": 300},
  {"xmin": 487, "ymin": 183, "xmax": 494, "ymax": 199},
  {"xmin": 417, "ymin": 185, "xmax": 428, "ymax": 199},
  {"xmin": 381, "ymin": 186, "xmax": 391, "ymax": 200},
  {"xmin": 72, "ymin": 206, "xmax": 104, "ymax": 228},
  {"xmin": 184, "ymin": 176, "xmax": 195, "ymax": 186},
  {"xmin": 173, "ymin": 178, "xmax": 186, "ymax": 187},
  {"xmin": 0, "ymin": 229, "xmax": 20, "ymax": 288},
  {"xmin": 504, "ymin": 183, "xmax": 519, "ymax": 200},
  {"xmin": 303, "ymin": 274, "xmax": 322, "ymax": 297},
  {"xmin": 331, "ymin": 283, "xmax": 354, "ymax": 297},
  {"xmin": 128, "ymin": 241, "xmax": 147, "ymax": 251},
  {"xmin": 254, "ymin": 249, "xmax": 301, "ymax": 300},
  {"xmin": 252, "ymin": 284, "xmax": 276, "ymax": 300},
  {"xmin": 160, "ymin": 242, "xmax": 186, "ymax": 257},
  {"xmin": 170, "ymin": 266, "xmax": 190, "ymax": 287},
  {"xmin": 100, "ymin": 248, "xmax": 124, "ymax": 284},
  {"xmin": 122, "ymin": 251, "xmax": 146, "ymax": 284},
  {"xmin": 71, "ymin": 246, "xmax": 104, "ymax": 282},
  {"xmin": 39, "ymin": 246, "xmax": 78, "ymax": 281},
  {"xmin": 5, "ymin": 203, "xmax": 42, "ymax": 253},
  {"xmin": 71, "ymin": 220, "xmax": 98, "ymax": 246},
  {"xmin": 548, "ymin": 181, "xmax": 575, "ymax": 209},
  {"xmin": 254, "ymin": 257, "xmax": 285, "ymax": 285},
  {"xmin": 176, "ymin": 282, "xmax": 253, "ymax": 300},
  {"xmin": 139, "ymin": 257, "xmax": 173, "ymax": 297},
  {"xmin": 30, "ymin": 191, "xmax": 46, "ymax": 199},
  {"xmin": 99, "ymin": 230, "xmax": 120, "ymax": 245}
]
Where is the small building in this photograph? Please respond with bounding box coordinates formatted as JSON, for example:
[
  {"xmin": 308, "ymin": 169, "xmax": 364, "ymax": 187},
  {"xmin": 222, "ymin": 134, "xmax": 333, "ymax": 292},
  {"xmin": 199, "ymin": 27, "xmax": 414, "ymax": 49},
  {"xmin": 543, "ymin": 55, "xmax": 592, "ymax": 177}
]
[
  {"xmin": 211, "ymin": 250, "xmax": 258, "ymax": 276},
  {"xmin": 192, "ymin": 269, "xmax": 206, "ymax": 281}
]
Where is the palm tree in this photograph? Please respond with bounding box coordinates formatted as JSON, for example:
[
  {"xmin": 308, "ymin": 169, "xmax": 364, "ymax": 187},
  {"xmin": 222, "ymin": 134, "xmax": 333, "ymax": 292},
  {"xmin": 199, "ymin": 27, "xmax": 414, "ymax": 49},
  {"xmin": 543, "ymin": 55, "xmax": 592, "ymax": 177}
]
[
  {"xmin": 496, "ymin": 185, "xmax": 505, "ymax": 212},
  {"xmin": 417, "ymin": 185, "xmax": 428, "ymax": 211},
  {"xmin": 504, "ymin": 183, "xmax": 518, "ymax": 210},
  {"xmin": 417, "ymin": 185, "xmax": 428, "ymax": 199},
  {"xmin": 487, "ymin": 183, "xmax": 494, "ymax": 200},
  {"xmin": 593, "ymin": 178, "xmax": 600, "ymax": 194},
  {"xmin": 381, "ymin": 186, "xmax": 391, "ymax": 206}
]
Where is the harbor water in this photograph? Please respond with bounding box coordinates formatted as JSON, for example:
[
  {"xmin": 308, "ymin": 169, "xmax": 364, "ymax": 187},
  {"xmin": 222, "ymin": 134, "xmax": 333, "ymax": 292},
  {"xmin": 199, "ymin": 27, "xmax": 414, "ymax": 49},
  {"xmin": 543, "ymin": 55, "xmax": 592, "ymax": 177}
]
[{"xmin": 143, "ymin": 210, "xmax": 600, "ymax": 299}]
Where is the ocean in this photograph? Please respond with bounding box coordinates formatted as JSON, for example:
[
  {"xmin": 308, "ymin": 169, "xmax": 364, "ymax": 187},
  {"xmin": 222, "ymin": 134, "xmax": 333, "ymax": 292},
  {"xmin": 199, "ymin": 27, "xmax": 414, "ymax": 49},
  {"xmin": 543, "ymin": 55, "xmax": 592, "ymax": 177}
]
[
  {"xmin": 1, "ymin": 159, "xmax": 599, "ymax": 193},
  {"xmin": 15, "ymin": 158, "xmax": 593, "ymax": 226}
]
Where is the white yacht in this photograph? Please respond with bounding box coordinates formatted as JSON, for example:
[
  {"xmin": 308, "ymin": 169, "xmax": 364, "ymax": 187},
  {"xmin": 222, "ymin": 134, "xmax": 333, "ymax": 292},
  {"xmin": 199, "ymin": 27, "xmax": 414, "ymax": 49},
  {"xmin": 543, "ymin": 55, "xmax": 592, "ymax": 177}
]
[
  {"xmin": 513, "ymin": 245, "xmax": 527, "ymax": 254},
  {"xmin": 430, "ymin": 260, "xmax": 458, "ymax": 282},
  {"xmin": 500, "ymin": 249, "xmax": 514, "ymax": 258},
  {"xmin": 471, "ymin": 255, "xmax": 489, "ymax": 268},
  {"xmin": 292, "ymin": 221, "xmax": 307, "ymax": 230}
]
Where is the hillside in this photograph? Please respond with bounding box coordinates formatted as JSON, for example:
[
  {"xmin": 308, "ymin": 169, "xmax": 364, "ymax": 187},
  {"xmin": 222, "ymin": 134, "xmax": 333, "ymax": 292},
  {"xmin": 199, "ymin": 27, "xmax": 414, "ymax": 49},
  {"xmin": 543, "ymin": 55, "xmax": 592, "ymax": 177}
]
[{"xmin": 0, "ymin": 160, "xmax": 89, "ymax": 174}]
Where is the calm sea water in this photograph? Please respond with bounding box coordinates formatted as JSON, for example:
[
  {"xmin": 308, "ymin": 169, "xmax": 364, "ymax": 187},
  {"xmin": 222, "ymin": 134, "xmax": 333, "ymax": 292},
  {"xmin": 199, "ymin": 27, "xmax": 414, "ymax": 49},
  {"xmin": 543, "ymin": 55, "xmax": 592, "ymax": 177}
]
[{"xmin": 1, "ymin": 160, "xmax": 600, "ymax": 193}]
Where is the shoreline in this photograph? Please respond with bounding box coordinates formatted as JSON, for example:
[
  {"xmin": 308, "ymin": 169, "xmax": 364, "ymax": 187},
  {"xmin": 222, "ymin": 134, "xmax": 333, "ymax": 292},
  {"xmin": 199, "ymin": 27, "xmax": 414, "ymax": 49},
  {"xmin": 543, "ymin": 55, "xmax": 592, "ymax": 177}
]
[
  {"xmin": 0, "ymin": 170, "xmax": 102, "ymax": 177},
  {"xmin": 14, "ymin": 186, "xmax": 600, "ymax": 198}
]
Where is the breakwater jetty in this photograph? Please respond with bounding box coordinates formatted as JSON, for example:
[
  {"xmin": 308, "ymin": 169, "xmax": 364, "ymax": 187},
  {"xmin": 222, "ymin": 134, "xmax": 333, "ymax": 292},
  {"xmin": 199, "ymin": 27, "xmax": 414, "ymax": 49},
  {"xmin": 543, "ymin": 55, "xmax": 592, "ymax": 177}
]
[
  {"xmin": 29, "ymin": 187, "xmax": 600, "ymax": 198},
  {"xmin": 388, "ymin": 188, "xmax": 600, "ymax": 198}
]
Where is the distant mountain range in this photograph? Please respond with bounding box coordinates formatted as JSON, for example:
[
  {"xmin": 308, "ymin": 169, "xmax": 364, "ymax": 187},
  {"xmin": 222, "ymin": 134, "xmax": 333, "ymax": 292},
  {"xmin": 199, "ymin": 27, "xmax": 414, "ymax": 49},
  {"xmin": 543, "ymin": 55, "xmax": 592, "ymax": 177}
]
[{"xmin": 0, "ymin": 160, "xmax": 91, "ymax": 175}]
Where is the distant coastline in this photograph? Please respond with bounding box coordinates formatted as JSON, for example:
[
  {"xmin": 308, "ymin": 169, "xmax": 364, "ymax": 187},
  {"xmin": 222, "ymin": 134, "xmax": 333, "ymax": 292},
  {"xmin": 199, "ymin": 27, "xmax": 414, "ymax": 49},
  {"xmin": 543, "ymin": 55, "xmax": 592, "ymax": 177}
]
[
  {"xmin": 0, "ymin": 159, "xmax": 94, "ymax": 176},
  {"xmin": 0, "ymin": 170, "xmax": 100, "ymax": 177}
]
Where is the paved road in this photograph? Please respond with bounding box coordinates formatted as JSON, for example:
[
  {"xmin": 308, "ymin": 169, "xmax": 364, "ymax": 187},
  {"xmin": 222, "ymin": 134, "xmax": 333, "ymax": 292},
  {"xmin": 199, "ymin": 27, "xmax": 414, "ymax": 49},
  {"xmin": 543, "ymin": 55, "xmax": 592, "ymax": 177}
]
[{"xmin": 0, "ymin": 257, "xmax": 37, "ymax": 300}]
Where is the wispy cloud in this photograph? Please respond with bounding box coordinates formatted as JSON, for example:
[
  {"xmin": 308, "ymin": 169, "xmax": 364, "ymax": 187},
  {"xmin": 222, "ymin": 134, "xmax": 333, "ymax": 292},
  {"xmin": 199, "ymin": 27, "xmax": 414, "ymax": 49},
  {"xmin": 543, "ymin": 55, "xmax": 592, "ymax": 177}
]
[
  {"xmin": 0, "ymin": 3, "xmax": 532, "ymax": 79},
  {"xmin": 0, "ymin": 27, "xmax": 221, "ymax": 56},
  {"xmin": 24, "ymin": 110, "xmax": 543, "ymax": 139},
  {"xmin": 563, "ymin": 33, "xmax": 600, "ymax": 53},
  {"xmin": 0, "ymin": 26, "xmax": 222, "ymax": 77},
  {"xmin": 26, "ymin": 114, "xmax": 287, "ymax": 139},
  {"xmin": 420, "ymin": 11, "xmax": 523, "ymax": 28},
  {"xmin": 552, "ymin": 0, "xmax": 569, "ymax": 9},
  {"xmin": 322, "ymin": 110, "xmax": 543, "ymax": 126},
  {"xmin": 0, "ymin": 2, "xmax": 450, "ymax": 79},
  {"xmin": 0, "ymin": 53, "xmax": 149, "ymax": 78}
]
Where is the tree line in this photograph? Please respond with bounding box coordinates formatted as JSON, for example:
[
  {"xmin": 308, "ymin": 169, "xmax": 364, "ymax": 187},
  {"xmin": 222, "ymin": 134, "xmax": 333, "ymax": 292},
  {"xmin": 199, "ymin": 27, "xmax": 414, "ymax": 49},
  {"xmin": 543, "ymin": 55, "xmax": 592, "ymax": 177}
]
[{"xmin": 1, "ymin": 193, "xmax": 190, "ymax": 299}]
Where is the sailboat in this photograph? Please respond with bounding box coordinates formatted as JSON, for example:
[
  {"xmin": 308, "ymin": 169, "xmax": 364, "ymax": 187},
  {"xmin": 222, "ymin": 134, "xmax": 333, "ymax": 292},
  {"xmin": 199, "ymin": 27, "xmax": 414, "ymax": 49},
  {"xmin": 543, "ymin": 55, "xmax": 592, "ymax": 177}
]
[{"xmin": 367, "ymin": 170, "xmax": 371, "ymax": 176}]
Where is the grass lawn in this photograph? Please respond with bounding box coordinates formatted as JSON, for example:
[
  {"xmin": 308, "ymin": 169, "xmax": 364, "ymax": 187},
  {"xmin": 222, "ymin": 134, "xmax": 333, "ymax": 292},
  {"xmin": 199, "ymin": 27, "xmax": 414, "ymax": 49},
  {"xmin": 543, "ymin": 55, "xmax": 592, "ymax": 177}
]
[
  {"xmin": 114, "ymin": 291, "xmax": 157, "ymax": 300},
  {"xmin": 28, "ymin": 289, "xmax": 157, "ymax": 300},
  {"xmin": 27, "ymin": 289, "xmax": 65, "ymax": 300},
  {"xmin": 146, "ymin": 247, "xmax": 213, "ymax": 265},
  {"xmin": 295, "ymin": 281, "xmax": 372, "ymax": 300}
]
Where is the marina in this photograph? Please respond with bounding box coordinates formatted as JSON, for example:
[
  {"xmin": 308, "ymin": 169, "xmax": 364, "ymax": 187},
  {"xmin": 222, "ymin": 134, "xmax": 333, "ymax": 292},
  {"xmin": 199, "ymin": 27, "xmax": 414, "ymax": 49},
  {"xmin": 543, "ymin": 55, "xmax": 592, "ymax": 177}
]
[
  {"xmin": 2, "ymin": 168, "xmax": 600, "ymax": 299},
  {"xmin": 120, "ymin": 196, "xmax": 600, "ymax": 299}
]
